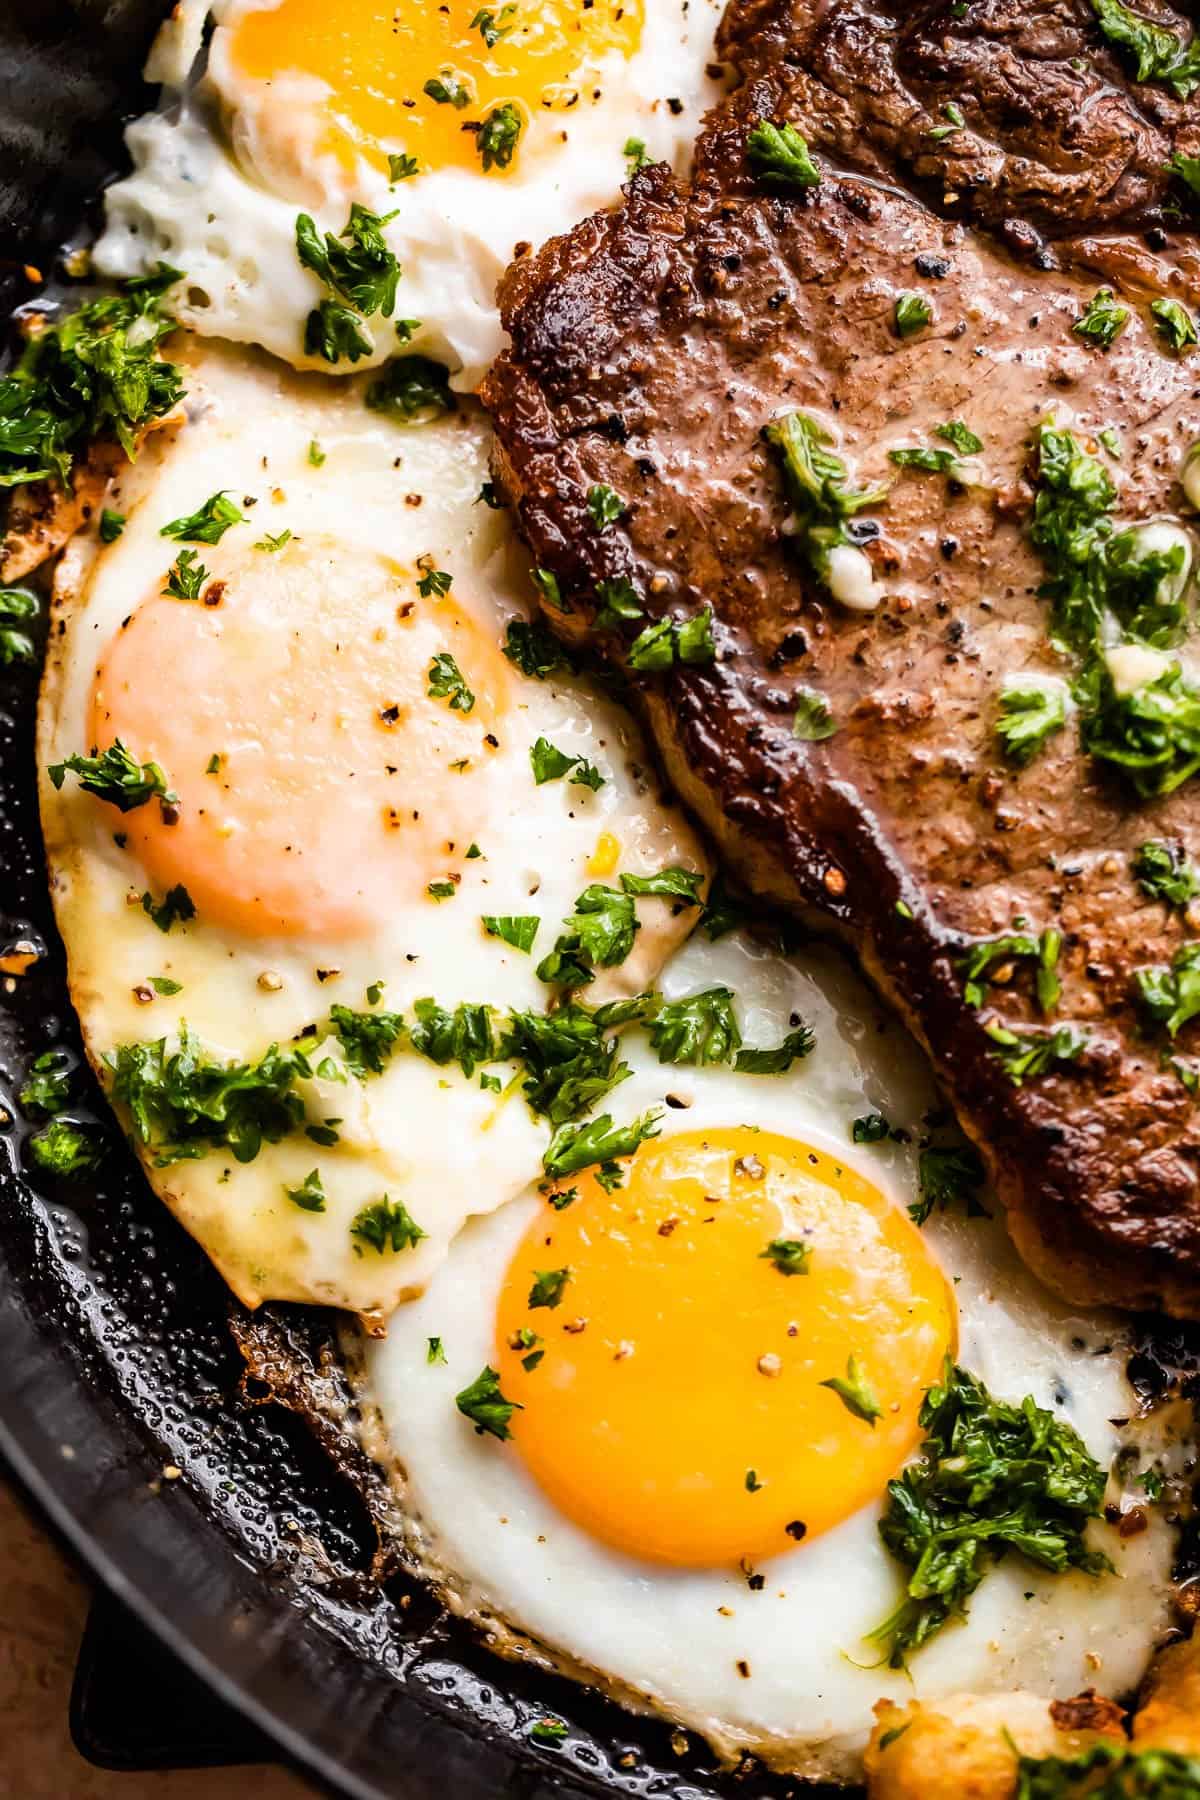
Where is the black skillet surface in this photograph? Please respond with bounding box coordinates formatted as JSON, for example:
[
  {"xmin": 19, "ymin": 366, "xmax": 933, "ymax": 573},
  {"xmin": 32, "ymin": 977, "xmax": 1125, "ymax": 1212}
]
[{"xmin": 0, "ymin": 4, "xmax": 844, "ymax": 1796}]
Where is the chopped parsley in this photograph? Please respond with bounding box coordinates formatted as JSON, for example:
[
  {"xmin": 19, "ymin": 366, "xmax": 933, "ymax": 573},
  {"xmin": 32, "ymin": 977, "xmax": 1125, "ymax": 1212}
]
[
  {"xmin": 483, "ymin": 915, "xmax": 539, "ymax": 953},
  {"xmin": 1150, "ymin": 296, "xmax": 1199, "ymax": 353},
  {"xmin": 502, "ymin": 617, "xmax": 573, "ymax": 679},
  {"xmin": 911, "ymin": 1143, "xmax": 986, "ymax": 1227},
  {"xmin": 19, "ymin": 1050, "xmax": 73, "ymax": 1115},
  {"xmin": 733, "ymin": 1023, "xmax": 814, "ymax": 1074},
  {"xmin": 764, "ymin": 411, "xmax": 888, "ymax": 593},
  {"xmin": 542, "ymin": 1107, "xmax": 662, "ymax": 1180},
  {"xmin": 470, "ymin": 5, "xmax": 516, "ymax": 47},
  {"xmin": 1090, "ymin": 0, "xmax": 1200, "ymax": 98},
  {"xmin": 365, "ymin": 354, "xmax": 456, "ymax": 422},
  {"xmin": 984, "ymin": 1021, "xmax": 1087, "ymax": 1085},
  {"xmin": 475, "ymin": 101, "xmax": 522, "ymax": 172},
  {"xmin": 852, "ymin": 1113, "xmax": 892, "ymax": 1144},
  {"xmin": 624, "ymin": 136, "xmax": 650, "ymax": 173},
  {"xmin": 408, "ymin": 998, "xmax": 497, "ymax": 1078},
  {"xmin": 626, "ymin": 606, "xmax": 716, "ymax": 671},
  {"xmin": 869, "ymin": 1360, "xmax": 1110, "ymax": 1667},
  {"xmin": 388, "ymin": 153, "xmax": 419, "ymax": 182},
  {"xmin": 529, "ymin": 736, "xmax": 604, "ymax": 789},
  {"xmin": 1015, "ymin": 1744, "xmax": 1200, "ymax": 1796},
  {"xmin": 959, "ymin": 928, "xmax": 1061, "ymax": 1012},
  {"xmin": 141, "ymin": 884, "xmax": 195, "ymax": 932},
  {"xmin": 98, "ymin": 508, "xmax": 125, "ymax": 543},
  {"xmin": 0, "ymin": 585, "xmax": 37, "ymax": 665},
  {"xmin": 501, "ymin": 1002, "xmax": 628, "ymax": 1125},
  {"xmin": 529, "ymin": 1719, "xmax": 568, "ymax": 1747},
  {"xmin": 927, "ymin": 100, "xmax": 965, "ymax": 141},
  {"xmin": 329, "ymin": 1003, "xmax": 405, "ymax": 1075},
  {"xmin": 27, "ymin": 1117, "xmax": 103, "ymax": 1177},
  {"xmin": 537, "ymin": 885, "xmax": 639, "ymax": 987},
  {"xmin": 107, "ymin": 1025, "xmax": 310, "ymax": 1165},
  {"xmin": 528, "ymin": 1266, "xmax": 570, "ymax": 1309},
  {"xmin": 746, "ymin": 119, "xmax": 821, "ymax": 190},
  {"xmin": 996, "ymin": 680, "xmax": 1068, "ymax": 766},
  {"xmin": 646, "ymin": 987, "xmax": 741, "ymax": 1066},
  {"xmin": 1133, "ymin": 839, "xmax": 1200, "ymax": 908},
  {"xmin": 162, "ymin": 548, "xmax": 210, "ymax": 600},
  {"xmin": 936, "ymin": 420, "xmax": 983, "ymax": 455},
  {"xmin": 586, "ymin": 483, "xmax": 625, "ymax": 530},
  {"xmin": 531, "ymin": 566, "xmax": 562, "ymax": 608},
  {"xmin": 700, "ymin": 872, "xmax": 745, "ymax": 941},
  {"xmin": 149, "ymin": 976, "xmax": 182, "ymax": 996},
  {"xmin": 160, "ymin": 490, "xmax": 245, "ymax": 544},
  {"xmin": 760, "ymin": 1237, "xmax": 812, "ymax": 1275},
  {"xmin": 821, "ymin": 1355, "xmax": 883, "ymax": 1426},
  {"xmin": 792, "ymin": 688, "xmax": 837, "ymax": 741},
  {"xmin": 254, "ymin": 529, "xmax": 291, "ymax": 553},
  {"xmin": 593, "ymin": 576, "xmax": 644, "ymax": 630},
  {"xmin": 427, "ymin": 1335, "xmax": 447, "ymax": 1364},
  {"xmin": 427, "ymin": 651, "xmax": 475, "ymax": 713},
  {"xmin": 307, "ymin": 439, "xmax": 326, "ymax": 466},
  {"xmin": 456, "ymin": 1364, "xmax": 521, "ymax": 1439},
  {"xmin": 619, "ymin": 866, "xmax": 704, "ymax": 905},
  {"xmin": 1082, "ymin": 659, "xmax": 1200, "ymax": 795},
  {"xmin": 416, "ymin": 559, "xmax": 452, "ymax": 598},
  {"xmin": 296, "ymin": 204, "xmax": 401, "ymax": 364},
  {"xmin": 286, "ymin": 1169, "xmax": 326, "ymax": 1213},
  {"xmin": 1167, "ymin": 151, "xmax": 1200, "ymax": 200},
  {"xmin": 50, "ymin": 740, "xmax": 176, "ymax": 816},
  {"xmin": 1073, "ymin": 287, "xmax": 1129, "ymax": 349},
  {"xmin": 894, "ymin": 292, "xmax": 933, "ymax": 338},
  {"xmin": 350, "ymin": 1195, "xmax": 426, "ymax": 1253},
  {"xmin": 0, "ymin": 263, "xmax": 184, "ymax": 489},
  {"xmin": 1133, "ymin": 940, "xmax": 1200, "ymax": 1037},
  {"xmin": 424, "ymin": 72, "xmax": 471, "ymax": 108},
  {"xmin": 745, "ymin": 1468, "xmax": 765, "ymax": 1492}
]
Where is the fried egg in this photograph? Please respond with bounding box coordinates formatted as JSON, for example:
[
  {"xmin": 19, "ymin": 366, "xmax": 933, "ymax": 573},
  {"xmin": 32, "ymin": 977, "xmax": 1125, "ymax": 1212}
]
[
  {"xmin": 358, "ymin": 928, "xmax": 1181, "ymax": 1783},
  {"xmin": 94, "ymin": 0, "xmax": 729, "ymax": 388},
  {"xmin": 39, "ymin": 342, "xmax": 706, "ymax": 1320}
]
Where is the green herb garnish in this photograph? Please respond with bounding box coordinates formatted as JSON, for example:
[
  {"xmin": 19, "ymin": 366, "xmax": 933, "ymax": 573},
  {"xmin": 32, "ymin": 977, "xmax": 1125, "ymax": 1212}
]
[
  {"xmin": 821, "ymin": 1354, "xmax": 883, "ymax": 1425},
  {"xmin": 746, "ymin": 119, "xmax": 821, "ymax": 190},
  {"xmin": 351, "ymin": 1195, "xmax": 426, "ymax": 1253},
  {"xmin": 894, "ymin": 292, "xmax": 933, "ymax": 338},
  {"xmin": 1074, "ymin": 287, "xmax": 1129, "ymax": 349},
  {"xmin": 161, "ymin": 489, "xmax": 245, "ymax": 545},
  {"xmin": 456, "ymin": 1364, "xmax": 521, "ymax": 1439},
  {"xmin": 286, "ymin": 1169, "xmax": 326, "ymax": 1212},
  {"xmin": 50, "ymin": 740, "xmax": 176, "ymax": 815},
  {"xmin": 427, "ymin": 651, "xmax": 475, "ymax": 713},
  {"xmin": 760, "ymin": 1237, "xmax": 812, "ymax": 1275},
  {"xmin": 869, "ymin": 1360, "xmax": 1110, "ymax": 1667},
  {"xmin": 483, "ymin": 915, "xmax": 539, "ymax": 953}
]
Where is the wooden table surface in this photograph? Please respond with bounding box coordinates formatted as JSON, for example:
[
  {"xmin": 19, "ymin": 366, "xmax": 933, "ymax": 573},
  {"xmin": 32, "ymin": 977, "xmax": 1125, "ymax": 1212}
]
[{"xmin": 0, "ymin": 1469, "xmax": 316, "ymax": 1800}]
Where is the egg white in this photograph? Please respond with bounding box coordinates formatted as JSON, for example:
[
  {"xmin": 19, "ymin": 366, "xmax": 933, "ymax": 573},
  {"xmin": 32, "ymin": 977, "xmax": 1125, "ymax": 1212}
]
[
  {"xmin": 357, "ymin": 928, "xmax": 1181, "ymax": 1783},
  {"xmin": 93, "ymin": 0, "xmax": 729, "ymax": 389},
  {"xmin": 39, "ymin": 342, "xmax": 706, "ymax": 1318}
]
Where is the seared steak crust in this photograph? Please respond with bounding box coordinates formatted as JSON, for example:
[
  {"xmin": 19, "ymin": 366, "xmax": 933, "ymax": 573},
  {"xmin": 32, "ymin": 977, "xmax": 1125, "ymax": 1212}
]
[
  {"xmin": 715, "ymin": 0, "xmax": 1200, "ymax": 264},
  {"xmin": 483, "ymin": 4, "xmax": 1200, "ymax": 1314}
]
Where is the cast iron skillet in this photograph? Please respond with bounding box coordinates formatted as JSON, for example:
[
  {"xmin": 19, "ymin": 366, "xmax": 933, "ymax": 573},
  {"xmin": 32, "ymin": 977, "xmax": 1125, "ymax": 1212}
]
[{"xmin": 0, "ymin": 4, "xmax": 849, "ymax": 1795}]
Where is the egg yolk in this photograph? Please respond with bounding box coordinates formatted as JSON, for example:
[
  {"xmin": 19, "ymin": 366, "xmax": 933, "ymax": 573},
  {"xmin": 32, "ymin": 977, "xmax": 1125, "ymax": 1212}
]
[
  {"xmin": 495, "ymin": 1128, "xmax": 955, "ymax": 1567},
  {"xmin": 228, "ymin": 0, "xmax": 644, "ymax": 178},
  {"xmin": 87, "ymin": 536, "xmax": 511, "ymax": 938}
]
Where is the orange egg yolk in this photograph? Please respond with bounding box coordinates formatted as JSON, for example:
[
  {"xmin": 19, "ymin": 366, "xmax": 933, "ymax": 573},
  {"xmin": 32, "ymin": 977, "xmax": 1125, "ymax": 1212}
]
[
  {"xmin": 87, "ymin": 538, "xmax": 511, "ymax": 939},
  {"xmin": 495, "ymin": 1128, "xmax": 956, "ymax": 1567},
  {"xmin": 228, "ymin": 0, "xmax": 644, "ymax": 178}
]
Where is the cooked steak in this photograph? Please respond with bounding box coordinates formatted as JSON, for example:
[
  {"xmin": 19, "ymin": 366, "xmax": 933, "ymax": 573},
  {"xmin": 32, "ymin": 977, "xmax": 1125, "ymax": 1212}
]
[
  {"xmin": 483, "ymin": 0, "xmax": 1200, "ymax": 1314},
  {"xmin": 714, "ymin": 0, "xmax": 1200, "ymax": 259}
]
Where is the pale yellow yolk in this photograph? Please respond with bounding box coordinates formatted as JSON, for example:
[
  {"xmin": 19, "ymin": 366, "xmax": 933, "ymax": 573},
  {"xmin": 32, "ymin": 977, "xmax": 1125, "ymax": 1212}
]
[
  {"xmin": 496, "ymin": 1128, "xmax": 955, "ymax": 1567},
  {"xmin": 228, "ymin": 0, "xmax": 645, "ymax": 178},
  {"xmin": 87, "ymin": 537, "xmax": 511, "ymax": 938}
]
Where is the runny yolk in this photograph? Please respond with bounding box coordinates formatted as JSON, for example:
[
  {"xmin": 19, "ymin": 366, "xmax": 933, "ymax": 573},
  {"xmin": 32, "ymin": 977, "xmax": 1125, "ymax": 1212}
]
[
  {"xmin": 228, "ymin": 0, "xmax": 645, "ymax": 178},
  {"xmin": 495, "ymin": 1128, "xmax": 956, "ymax": 1567},
  {"xmin": 87, "ymin": 537, "xmax": 510, "ymax": 939}
]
